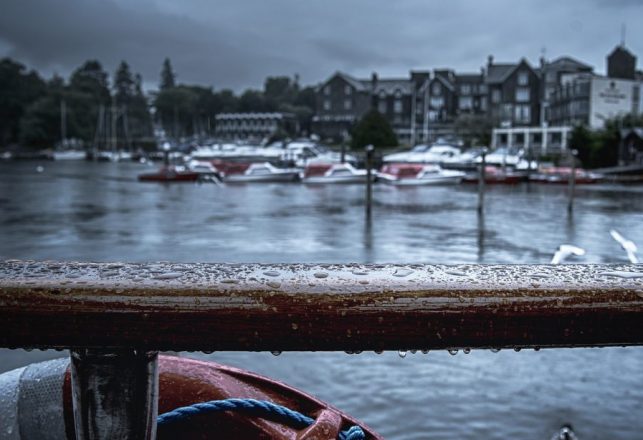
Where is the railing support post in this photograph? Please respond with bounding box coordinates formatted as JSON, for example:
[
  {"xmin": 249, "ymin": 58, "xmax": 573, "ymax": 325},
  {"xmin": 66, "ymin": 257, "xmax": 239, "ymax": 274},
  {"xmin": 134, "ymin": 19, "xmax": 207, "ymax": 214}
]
[{"xmin": 70, "ymin": 349, "xmax": 159, "ymax": 440}]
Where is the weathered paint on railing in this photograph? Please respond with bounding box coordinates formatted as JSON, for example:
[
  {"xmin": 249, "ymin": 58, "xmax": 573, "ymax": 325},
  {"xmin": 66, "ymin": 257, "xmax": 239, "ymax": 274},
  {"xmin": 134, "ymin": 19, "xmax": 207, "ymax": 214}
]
[{"xmin": 1, "ymin": 260, "xmax": 642, "ymax": 351}]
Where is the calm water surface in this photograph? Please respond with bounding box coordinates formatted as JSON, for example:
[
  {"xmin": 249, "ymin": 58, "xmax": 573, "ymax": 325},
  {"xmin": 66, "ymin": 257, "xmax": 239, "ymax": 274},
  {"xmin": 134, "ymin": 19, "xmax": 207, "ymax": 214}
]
[{"xmin": 1, "ymin": 161, "xmax": 642, "ymax": 439}]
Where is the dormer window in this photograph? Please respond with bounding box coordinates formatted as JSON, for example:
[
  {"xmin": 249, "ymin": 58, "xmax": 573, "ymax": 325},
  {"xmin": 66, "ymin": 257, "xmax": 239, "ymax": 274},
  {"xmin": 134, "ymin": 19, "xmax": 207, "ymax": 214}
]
[
  {"xmin": 324, "ymin": 85, "xmax": 330, "ymax": 95},
  {"xmin": 344, "ymin": 85, "xmax": 352, "ymax": 95},
  {"xmin": 517, "ymin": 71, "xmax": 528, "ymax": 86},
  {"xmin": 432, "ymin": 82, "xmax": 442, "ymax": 96}
]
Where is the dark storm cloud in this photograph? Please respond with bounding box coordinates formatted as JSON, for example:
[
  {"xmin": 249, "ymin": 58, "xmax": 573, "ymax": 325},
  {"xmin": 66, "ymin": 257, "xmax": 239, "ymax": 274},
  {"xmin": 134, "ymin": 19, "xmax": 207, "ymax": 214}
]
[{"xmin": 0, "ymin": 0, "xmax": 641, "ymax": 91}]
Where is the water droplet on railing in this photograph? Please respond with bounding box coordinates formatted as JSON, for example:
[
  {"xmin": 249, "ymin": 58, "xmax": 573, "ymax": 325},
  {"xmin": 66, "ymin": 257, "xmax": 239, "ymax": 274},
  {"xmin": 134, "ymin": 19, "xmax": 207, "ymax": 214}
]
[
  {"xmin": 263, "ymin": 270, "xmax": 280, "ymax": 277},
  {"xmin": 463, "ymin": 348, "xmax": 471, "ymax": 354},
  {"xmin": 351, "ymin": 269, "xmax": 369, "ymax": 276},
  {"xmin": 398, "ymin": 350, "xmax": 407, "ymax": 358},
  {"xmin": 270, "ymin": 351, "xmax": 281, "ymax": 356},
  {"xmin": 313, "ymin": 272, "xmax": 328, "ymax": 279},
  {"xmin": 448, "ymin": 349, "xmax": 458, "ymax": 356},
  {"xmin": 490, "ymin": 348, "xmax": 501, "ymax": 353},
  {"xmin": 266, "ymin": 281, "xmax": 281, "ymax": 289},
  {"xmin": 393, "ymin": 269, "xmax": 414, "ymax": 277},
  {"xmin": 513, "ymin": 347, "xmax": 522, "ymax": 352}
]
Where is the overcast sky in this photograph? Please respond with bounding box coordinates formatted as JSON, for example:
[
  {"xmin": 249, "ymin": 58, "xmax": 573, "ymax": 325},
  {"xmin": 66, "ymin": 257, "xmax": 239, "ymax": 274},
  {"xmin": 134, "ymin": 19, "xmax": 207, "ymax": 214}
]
[{"xmin": 1, "ymin": 0, "xmax": 641, "ymax": 91}]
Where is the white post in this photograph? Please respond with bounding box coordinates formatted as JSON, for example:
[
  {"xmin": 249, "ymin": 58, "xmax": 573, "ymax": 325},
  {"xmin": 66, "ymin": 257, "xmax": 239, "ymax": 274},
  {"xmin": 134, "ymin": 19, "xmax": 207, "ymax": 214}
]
[
  {"xmin": 542, "ymin": 127, "xmax": 548, "ymax": 156},
  {"xmin": 561, "ymin": 128, "xmax": 568, "ymax": 153}
]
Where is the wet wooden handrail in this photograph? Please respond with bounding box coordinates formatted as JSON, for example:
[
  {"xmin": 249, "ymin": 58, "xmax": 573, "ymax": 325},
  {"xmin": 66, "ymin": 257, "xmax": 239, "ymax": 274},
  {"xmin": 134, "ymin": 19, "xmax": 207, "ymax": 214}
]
[{"xmin": 1, "ymin": 260, "xmax": 642, "ymax": 351}]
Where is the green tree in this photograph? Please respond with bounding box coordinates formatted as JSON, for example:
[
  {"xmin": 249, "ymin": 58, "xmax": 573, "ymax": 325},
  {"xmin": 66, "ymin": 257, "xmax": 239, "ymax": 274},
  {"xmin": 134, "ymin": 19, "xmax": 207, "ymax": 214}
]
[
  {"xmin": 159, "ymin": 58, "xmax": 175, "ymax": 90},
  {"xmin": 239, "ymin": 89, "xmax": 272, "ymax": 112},
  {"xmin": 453, "ymin": 114, "xmax": 494, "ymax": 147},
  {"xmin": 113, "ymin": 61, "xmax": 134, "ymax": 106},
  {"xmin": 264, "ymin": 76, "xmax": 297, "ymax": 108},
  {"xmin": 69, "ymin": 60, "xmax": 110, "ymax": 104},
  {"xmin": 0, "ymin": 58, "xmax": 47, "ymax": 147},
  {"xmin": 154, "ymin": 85, "xmax": 199, "ymax": 138},
  {"xmin": 350, "ymin": 109, "xmax": 397, "ymax": 149},
  {"xmin": 65, "ymin": 60, "xmax": 111, "ymax": 144}
]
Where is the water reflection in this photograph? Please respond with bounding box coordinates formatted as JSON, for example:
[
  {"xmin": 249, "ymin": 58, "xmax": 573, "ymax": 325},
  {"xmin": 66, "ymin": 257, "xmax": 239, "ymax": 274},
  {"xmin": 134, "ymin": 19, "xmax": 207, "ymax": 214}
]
[{"xmin": 477, "ymin": 211, "xmax": 485, "ymax": 262}]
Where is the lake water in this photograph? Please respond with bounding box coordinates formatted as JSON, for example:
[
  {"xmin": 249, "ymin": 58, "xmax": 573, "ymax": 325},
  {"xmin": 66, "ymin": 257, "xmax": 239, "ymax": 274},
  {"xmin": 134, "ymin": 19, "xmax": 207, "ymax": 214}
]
[{"xmin": 1, "ymin": 160, "xmax": 642, "ymax": 439}]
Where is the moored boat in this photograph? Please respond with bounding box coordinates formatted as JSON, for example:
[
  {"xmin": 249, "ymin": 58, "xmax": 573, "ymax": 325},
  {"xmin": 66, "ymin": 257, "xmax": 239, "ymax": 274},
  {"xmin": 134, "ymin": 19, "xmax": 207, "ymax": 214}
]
[
  {"xmin": 138, "ymin": 165, "xmax": 202, "ymax": 182},
  {"xmin": 301, "ymin": 163, "xmax": 370, "ymax": 184},
  {"xmin": 529, "ymin": 167, "xmax": 601, "ymax": 184},
  {"xmin": 378, "ymin": 163, "xmax": 465, "ymax": 186},
  {"xmin": 463, "ymin": 165, "xmax": 524, "ymax": 184},
  {"xmin": 221, "ymin": 162, "xmax": 300, "ymax": 183},
  {"xmin": 53, "ymin": 150, "xmax": 87, "ymax": 161}
]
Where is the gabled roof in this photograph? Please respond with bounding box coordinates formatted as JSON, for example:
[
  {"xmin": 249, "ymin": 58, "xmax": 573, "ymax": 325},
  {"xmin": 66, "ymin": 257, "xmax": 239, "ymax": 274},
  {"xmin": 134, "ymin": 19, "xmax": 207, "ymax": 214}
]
[
  {"xmin": 485, "ymin": 64, "xmax": 517, "ymax": 84},
  {"xmin": 319, "ymin": 71, "xmax": 369, "ymax": 92},
  {"xmin": 432, "ymin": 72, "xmax": 455, "ymax": 92},
  {"xmin": 548, "ymin": 56, "xmax": 593, "ymax": 70},
  {"xmin": 371, "ymin": 78, "xmax": 414, "ymax": 95},
  {"xmin": 485, "ymin": 59, "xmax": 534, "ymax": 84}
]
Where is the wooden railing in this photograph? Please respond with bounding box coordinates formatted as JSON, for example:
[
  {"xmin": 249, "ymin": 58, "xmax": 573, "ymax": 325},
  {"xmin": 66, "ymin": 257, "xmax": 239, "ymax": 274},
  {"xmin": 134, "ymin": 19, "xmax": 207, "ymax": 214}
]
[
  {"xmin": 2, "ymin": 261, "xmax": 642, "ymax": 351},
  {"xmin": 2, "ymin": 260, "xmax": 642, "ymax": 440}
]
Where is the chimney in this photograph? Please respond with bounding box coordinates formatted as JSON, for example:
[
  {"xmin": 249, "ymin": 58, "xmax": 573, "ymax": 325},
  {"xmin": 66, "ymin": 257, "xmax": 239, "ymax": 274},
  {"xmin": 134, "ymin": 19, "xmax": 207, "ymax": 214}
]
[
  {"xmin": 487, "ymin": 55, "xmax": 494, "ymax": 68},
  {"xmin": 371, "ymin": 72, "xmax": 379, "ymax": 109}
]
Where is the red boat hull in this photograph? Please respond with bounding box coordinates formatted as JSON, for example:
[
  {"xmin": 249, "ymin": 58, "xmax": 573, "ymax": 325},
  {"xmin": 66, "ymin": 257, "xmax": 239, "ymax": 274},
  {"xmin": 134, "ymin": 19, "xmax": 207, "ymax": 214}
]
[{"xmin": 138, "ymin": 168, "xmax": 201, "ymax": 182}]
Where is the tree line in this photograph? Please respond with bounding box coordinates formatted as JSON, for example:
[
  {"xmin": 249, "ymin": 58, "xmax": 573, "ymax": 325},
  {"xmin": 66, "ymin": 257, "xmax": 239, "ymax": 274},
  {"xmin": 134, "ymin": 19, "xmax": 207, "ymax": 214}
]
[
  {"xmin": 0, "ymin": 58, "xmax": 153, "ymax": 149},
  {"xmin": 154, "ymin": 59, "xmax": 316, "ymax": 141},
  {"xmin": 0, "ymin": 57, "xmax": 317, "ymax": 150}
]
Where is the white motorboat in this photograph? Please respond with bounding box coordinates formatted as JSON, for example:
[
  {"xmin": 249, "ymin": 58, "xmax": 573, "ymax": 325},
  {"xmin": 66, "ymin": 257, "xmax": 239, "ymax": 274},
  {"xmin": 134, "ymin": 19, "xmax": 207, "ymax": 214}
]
[
  {"xmin": 383, "ymin": 143, "xmax": 474, "ymax": 169},
  {"xmin": 186, "ymin": 160, "xmax": 223, "ymax": 182},
  {"xmin": 302, "ymin": 163, "xmax": 370, "ymax": 184},
  {"xmin": 53, "ymin": 150, "xmax": 86, "ymax": 161},
  {"xmin": 378, "ymin": 163, "xmax": 465, "ymax": 186},
  {"xmin": 221, "ymin": 162, "xmax": 300, "ymax": 183}
]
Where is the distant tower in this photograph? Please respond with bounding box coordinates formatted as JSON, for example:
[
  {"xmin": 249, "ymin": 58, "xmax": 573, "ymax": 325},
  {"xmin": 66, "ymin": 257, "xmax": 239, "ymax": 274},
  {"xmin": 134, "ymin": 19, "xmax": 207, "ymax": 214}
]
[{"xmin": 607, "ymin": 41, "xmax": 636, "ymax": 80}]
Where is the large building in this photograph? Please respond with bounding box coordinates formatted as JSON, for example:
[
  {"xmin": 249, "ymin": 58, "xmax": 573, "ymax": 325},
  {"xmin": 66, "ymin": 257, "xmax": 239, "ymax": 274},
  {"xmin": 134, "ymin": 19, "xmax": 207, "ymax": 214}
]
[
  {"xmin": 214, "ymin": 113, "xmax": 299, "ymax": 140},
  {"xmin": 312, "ymin": 44, "xmax": 643, "ymax": 146},
  {"xmin": 313, "ymin": 57, "xmax": 543, "ymax": 144},
  {"xmin": 547, "ymin": 45, "xmax": 642, "ymax": 129}
]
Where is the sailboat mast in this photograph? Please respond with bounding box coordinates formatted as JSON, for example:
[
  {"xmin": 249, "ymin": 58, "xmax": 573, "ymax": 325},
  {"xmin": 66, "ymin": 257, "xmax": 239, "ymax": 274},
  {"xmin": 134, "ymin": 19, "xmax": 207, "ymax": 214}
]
[{"xmin": 60, "ymin": 99, "xmax": 67, "ymax": 148}]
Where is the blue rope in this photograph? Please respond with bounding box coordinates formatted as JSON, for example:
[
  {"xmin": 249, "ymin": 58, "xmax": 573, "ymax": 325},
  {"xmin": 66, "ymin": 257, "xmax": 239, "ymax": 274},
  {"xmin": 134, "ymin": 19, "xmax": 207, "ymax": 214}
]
[{"xmin": 157, "ymin": 398, "xmax": 366, "ymax": 440}]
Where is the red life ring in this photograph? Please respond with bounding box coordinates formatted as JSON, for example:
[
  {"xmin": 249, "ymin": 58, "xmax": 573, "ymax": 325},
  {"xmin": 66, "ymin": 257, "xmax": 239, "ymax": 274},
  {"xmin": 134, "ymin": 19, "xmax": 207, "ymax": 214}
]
[{"xmin": 0, "ymin": 355, "xmax": 381, "ymax": 439}]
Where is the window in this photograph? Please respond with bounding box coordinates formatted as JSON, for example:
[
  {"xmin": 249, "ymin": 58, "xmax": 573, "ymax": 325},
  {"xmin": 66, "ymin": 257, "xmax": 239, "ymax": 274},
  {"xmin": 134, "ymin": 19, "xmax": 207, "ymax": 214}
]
[
  {"xmin": 515, "ymin": 87, "xmax": 530, "ymax": 102},
  {"xmin": 459, "ymin": 96, "xmax": 473, "ymax": 110},
  {"xmin": 344, "ymin": 99, "xmax": 352, "ymax": 110},
  {"xmin": 430, "ymin": 97, "xmax": 444, "ymax": 108},
  {"xmin": 514, "ymin": 104, "xmax": 531, "ymax": 122},
  {"xmin": 479, "ymin": 84, "xmax": 487, "ymax": 94},
  {"xmin": 324, "ymin": 85, "xmax": 330, "ymax": 95},
  {"xmin": 432, "ymin": 82, "xmax": 442, "ymax": 96},
  {"xmin": 460, "ymin": 84, "xmax": 471, "ymax": 95},
  {"xmin": 344, "ymin": 85, "xmax": 352, "ymax": 95},
  {"xmin": 323, "ymin": 99, "xmax": 331, "ymax": 111},
  {"xmin": 394, "ymin": 99, "xmax": 403, "ymax": 113},
  {"xmin": 428, "ymin": 110, "xmax": 438, "ymax": 121},
  {"xmin": 517, "ymin": 71, "xmax": 528, "ymax": 86},
  {"xmin": 480, "ymin": 97, "xmax": 487, "ymax": 111},
  {"xmin": 378, "ymin": 97, "xmax": 387, "ymax": 114},
  {"xmin": 491, "ymin": 89, "xmax": 501, "ymax": 104}
]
